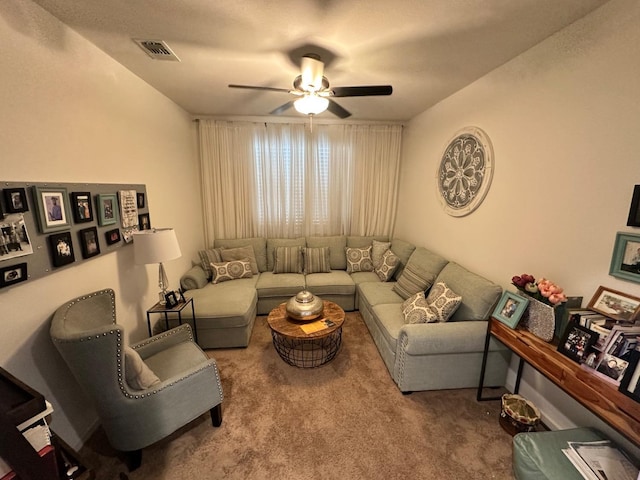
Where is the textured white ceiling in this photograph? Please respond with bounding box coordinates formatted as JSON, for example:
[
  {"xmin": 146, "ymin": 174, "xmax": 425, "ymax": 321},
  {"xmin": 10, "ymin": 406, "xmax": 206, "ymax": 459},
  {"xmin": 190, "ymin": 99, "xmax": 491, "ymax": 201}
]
[{"xmin": 31, "ymin": 0, "xmax": 609, "ymax": 121}]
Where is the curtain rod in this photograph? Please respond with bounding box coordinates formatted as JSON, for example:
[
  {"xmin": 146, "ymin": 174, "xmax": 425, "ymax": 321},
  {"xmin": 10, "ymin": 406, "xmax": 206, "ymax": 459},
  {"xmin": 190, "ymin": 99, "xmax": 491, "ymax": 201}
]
[{"xmin": 192, "ymin": 115, "xmax": 404, "ymax": 127}]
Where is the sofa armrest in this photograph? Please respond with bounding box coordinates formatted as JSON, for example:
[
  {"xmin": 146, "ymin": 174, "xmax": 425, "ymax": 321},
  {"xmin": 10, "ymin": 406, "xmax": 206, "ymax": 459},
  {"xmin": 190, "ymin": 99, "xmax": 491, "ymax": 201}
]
[
  {"xmin": 398, "ymin": 320, "xmax": 505, "ymax": 356},
  {"xmin": 180, "ymin": 265, "xmax": 208, "ymax": 291},
  {"xmin": 131, "ymin": 324, "xmax": 195, "ymax": 359}
]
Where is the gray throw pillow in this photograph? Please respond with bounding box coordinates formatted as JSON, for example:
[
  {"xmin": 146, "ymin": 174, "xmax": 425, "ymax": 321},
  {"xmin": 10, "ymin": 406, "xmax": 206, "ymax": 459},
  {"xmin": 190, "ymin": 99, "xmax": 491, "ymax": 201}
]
[
  {"xmin": 392, "ymin": 263, "xmax": 435, "ymax": 300},
  {"xmin": 273, "ymin": 246, "xmax": 303, "ymax": 274},
  {"xmin": 221, "ymin": 245, "xmax": 259, "ymax": 274},
  {"xmin": 198, "ymin": 247, "xmax": 223, "ymax": 279},
  {"xmin": 304, "ymin": 247, "xmax": 331, "ymax": 274}
]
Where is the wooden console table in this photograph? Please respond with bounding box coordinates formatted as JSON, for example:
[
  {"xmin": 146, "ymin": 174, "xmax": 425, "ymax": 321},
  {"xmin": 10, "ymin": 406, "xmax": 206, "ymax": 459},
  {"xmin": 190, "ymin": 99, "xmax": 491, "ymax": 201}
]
[{"xmin": 477, "ymin": 317, "xmax": 640, "ymax": 447}]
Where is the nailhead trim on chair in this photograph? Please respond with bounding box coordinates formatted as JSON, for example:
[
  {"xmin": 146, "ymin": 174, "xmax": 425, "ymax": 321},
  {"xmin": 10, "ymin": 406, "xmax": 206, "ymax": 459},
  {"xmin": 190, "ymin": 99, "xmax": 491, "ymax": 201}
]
[{"xmin": 53, "ymin": 289, "xmax": 224, "ymax": 401}]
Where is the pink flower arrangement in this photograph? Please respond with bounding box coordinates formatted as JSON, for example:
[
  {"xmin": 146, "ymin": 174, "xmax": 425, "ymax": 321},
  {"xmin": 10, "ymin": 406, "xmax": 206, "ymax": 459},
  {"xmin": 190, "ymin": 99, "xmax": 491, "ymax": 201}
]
[{"xmin": 511, "ymin": 273, "xmax": 568, "ymax": 306}]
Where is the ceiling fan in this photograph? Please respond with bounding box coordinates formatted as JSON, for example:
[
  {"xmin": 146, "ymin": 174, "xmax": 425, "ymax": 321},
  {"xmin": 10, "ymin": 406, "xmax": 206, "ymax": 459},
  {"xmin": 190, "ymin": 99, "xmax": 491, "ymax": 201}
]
[{"xmin": 228, "ymin": 54, "xmax": 392, "ymax": 118}]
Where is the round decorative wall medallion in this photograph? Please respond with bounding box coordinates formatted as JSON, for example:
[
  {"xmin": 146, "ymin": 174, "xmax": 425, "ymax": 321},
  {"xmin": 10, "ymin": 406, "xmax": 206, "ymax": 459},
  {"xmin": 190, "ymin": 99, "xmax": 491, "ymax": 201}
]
[{"xmin": 436, "ymin": 126, "xmax": 494, "ymax": 217}]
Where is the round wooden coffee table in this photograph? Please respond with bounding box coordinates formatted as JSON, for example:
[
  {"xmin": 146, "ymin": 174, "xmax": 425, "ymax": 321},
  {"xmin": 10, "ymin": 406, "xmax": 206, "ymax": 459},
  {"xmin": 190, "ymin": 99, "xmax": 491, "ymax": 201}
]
[{"xmin": 267, "ymin": 300, "xmax": 345, "ymax": 368}]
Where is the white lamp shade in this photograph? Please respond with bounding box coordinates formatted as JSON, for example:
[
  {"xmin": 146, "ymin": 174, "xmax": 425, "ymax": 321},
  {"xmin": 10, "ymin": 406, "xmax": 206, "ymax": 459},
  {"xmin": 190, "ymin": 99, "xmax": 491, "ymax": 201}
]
[
  {"xmin": 133, "ymin": 228, "xmax": 182, "ymax": 265},
  {"xmin": 294, "ymin": 94, "xmax": 329, "ymax": 115}
]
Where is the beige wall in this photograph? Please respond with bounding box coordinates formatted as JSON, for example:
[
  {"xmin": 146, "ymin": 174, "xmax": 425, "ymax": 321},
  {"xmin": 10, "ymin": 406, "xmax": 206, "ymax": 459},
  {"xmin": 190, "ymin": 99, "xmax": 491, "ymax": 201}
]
[
  {"xmin": 0, "ymin": 1, "xmax": 203, "ymax": 448},
  {"xmin": 396, "ymin": 0, "xmax": 640, "ymax": 450}
]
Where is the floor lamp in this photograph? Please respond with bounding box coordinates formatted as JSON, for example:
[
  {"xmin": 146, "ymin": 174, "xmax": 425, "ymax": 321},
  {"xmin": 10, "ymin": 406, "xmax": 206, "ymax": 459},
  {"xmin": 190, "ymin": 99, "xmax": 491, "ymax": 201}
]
[{"xmin": 133, "ymin": 228, "xmax": 182, "ymax": 304}]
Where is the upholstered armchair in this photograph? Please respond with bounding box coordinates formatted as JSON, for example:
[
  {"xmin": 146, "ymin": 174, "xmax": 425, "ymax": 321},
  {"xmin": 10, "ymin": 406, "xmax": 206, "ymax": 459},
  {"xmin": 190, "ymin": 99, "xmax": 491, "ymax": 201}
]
[{"xmin": 50, "ymin": 289, "xmax": 223, "ymax": 470}]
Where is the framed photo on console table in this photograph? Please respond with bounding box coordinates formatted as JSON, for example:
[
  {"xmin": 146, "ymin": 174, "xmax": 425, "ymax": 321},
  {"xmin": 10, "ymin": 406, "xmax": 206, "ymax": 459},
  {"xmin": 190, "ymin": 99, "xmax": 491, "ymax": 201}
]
[
  {"xmin": 557, "ymin": 322, "xmax": 598, "ymax": 364},
  {"xmin": 609, "ymin": 232, "xmax": 640, "ymax": 284},
  {"xmin": 587, "ymin": 286, "xmax": 640, "ymax": 322},
  {"xmin": 619, "ymin": 350, "xmax": 640, "ymax": 403},
  {"xmin": 492, "ymin": 291, "xmax": 529, "ymax": 329}
]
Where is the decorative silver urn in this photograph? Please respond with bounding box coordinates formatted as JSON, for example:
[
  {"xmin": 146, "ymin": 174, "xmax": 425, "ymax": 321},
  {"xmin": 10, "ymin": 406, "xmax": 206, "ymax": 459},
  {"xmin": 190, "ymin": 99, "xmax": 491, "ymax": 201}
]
[{"xmin": 286, "ymin": 290, "xmax": 324, "ymax": 321}]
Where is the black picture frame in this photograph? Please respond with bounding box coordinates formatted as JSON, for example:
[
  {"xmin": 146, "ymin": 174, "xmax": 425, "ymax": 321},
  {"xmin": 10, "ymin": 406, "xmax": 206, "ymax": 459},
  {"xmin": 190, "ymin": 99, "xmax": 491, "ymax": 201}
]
[
  {"xmin": 138, "ymin": 213, "xmax": 151, "ymax": 230},
  {"xmin": 165, "ymin": 291, "xmax": 178, "ymax": 308},
  {"xmin": 627, "ymin": 185, "xmax": 640, "ymax": 227},
  {"xmin": 619, "ymin": 350, "xmax": 640, "ymax": 402},
  {"xmin": 71, "ymin": 192, "xmax": 94, "ymax": 223},
  {"xmin": 137, "ymin": 192, "xmax": 145, "ymax": 209},
  {"xmin": 105, "ymin": 228, "xmax": 121, "ymax": 245},
  {"xmin": 0, "ymin": 199, "xmax": 3, "ymax": 221},
  {"xmin": 48, "ymin": 231, "xmax": 75, "ymax": 267},
  {"xmin": 557, "ymin": 322, "xmax": 599, "ymax": 363},
  {"xmin": 0, "ymin": 263, "xmax": 28, "ymax": 288},
  {"xmin": 3, "ymin": 188, "xmax": 29, "ymax": 213},
  {"xmin": 79, "ymin": 227, "xmax": 100, "ymax": 259}
]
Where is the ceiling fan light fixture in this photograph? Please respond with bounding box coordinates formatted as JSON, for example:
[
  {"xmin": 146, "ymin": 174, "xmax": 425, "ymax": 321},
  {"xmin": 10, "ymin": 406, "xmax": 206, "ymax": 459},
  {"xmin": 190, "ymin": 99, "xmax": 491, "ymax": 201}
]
[{"xmin": 294, "ymin": 94, "xmax": 329, "ymax": 115}]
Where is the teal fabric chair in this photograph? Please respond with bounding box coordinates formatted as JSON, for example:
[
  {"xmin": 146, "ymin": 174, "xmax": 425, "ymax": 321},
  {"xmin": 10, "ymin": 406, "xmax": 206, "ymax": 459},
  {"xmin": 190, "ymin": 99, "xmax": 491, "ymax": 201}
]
[{"xmin": 50, "ymin": 289, "xmax": 223, "ymax": 471}]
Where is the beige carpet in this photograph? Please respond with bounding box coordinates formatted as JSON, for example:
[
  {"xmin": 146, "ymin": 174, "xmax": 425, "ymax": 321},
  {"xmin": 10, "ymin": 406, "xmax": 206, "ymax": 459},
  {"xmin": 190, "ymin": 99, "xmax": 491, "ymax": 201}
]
[{"xmin": 80, "ymin": 313, "xmax": 515, "ymax": 479}]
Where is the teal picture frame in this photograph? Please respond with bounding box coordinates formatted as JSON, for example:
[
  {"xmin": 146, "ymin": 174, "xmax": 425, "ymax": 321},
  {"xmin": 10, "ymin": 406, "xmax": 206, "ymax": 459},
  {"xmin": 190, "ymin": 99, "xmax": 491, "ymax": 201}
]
[
  {"xmin": 32, "ymin": 185, "xmax": 72, "ymax": 233},
  {"xmin": 609, "ymin": 231, "xmax": 640, "ymax": 284},
  {"xmin": 97, "ymin": 193, "xmax": 119, "ymax": 226},
  {"xmin": 492, "ymin": 291, "xmax": 529, "ymax": 329}
]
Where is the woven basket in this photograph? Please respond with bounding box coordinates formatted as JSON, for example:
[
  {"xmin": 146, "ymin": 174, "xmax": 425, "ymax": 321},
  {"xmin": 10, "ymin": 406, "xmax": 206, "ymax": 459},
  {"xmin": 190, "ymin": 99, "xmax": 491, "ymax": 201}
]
[{"xmin": 499, "ymin": 394, "xmax": 541, "ymax": 436}]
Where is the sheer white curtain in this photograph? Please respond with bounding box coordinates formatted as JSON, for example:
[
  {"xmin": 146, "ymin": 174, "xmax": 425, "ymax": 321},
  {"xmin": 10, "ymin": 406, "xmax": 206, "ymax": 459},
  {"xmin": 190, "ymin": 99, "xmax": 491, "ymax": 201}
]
[{"xmin": 198, "ymin": 119, "xmax": 402, "ymax": 242}]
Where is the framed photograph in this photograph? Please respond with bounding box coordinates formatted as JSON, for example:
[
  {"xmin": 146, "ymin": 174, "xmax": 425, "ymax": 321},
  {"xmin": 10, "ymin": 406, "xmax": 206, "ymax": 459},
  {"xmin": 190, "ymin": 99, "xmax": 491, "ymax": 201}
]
[
  {"xmin": 595, "ymin": 353, "xmax": 629, "ymax": 384},
  {"xmin": 588, "ymin": 285, "xmax": 640, "ymax": 322},
  {"xmin": 97, "ymin": 193, "xmax": 119, "ymax": 226},
  {"xmin": 105, "ymin": 228, "xmax": 121, "ymax": 246},
  {"xmin": 557, "ymin": 322, "xmax": 598, "ymax": 363},
  {"xmin": 609, "ymin": 232, "xmax": 640, "ymax": 284},
  {"xmin": 3, "ymin": 188, "xmax": 29, "ymax": 213},
  {"xmin": 138, "ymin": 213, "xmax": 151, "ymax": 230},
  {"xmin": 627, "ymin": 185, "xmax": 640, "ymax": 227},
  {"xmin": 79, "ymin": 227, "xmax": 100, "ymax": 259},
  {"xmin": 0, "ymin": 263, "xmax": 28, "ymax": 288},
  {"xmin": 137, "ymin": 192, "xmax": 145, "ymax": 209},
  {"xmin": 492, "ymin": 291, "xmax": 529, "ymax": 328},
  {"xmin": 164, "ymin": 291, "xmax": 178, "ymax": 308},
  {"xmin": 48, "ymin": 231, "xmax": 75, "ymax": 267},
  {"xmin": 0, "ymin": 200, "xmax": 3, "ymax": 220},
  {"xmin": 71, "ymin": 192, "xmax": 94, "ymax": 223},
  {"xmin": 32, "ymin": 186, "xmax": 72, "ymax": 233},
  {"xmin": 619, "ymin": 350, "xmax": 640, "ymax": 402}
]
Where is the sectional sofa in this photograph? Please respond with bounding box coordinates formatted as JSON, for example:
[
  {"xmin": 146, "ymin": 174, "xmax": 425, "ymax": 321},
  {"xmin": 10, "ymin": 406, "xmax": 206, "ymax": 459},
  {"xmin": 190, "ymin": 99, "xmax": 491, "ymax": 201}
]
[{"xmin": 179, "ymin": 235, "xmax": 510, "ymax": 392}]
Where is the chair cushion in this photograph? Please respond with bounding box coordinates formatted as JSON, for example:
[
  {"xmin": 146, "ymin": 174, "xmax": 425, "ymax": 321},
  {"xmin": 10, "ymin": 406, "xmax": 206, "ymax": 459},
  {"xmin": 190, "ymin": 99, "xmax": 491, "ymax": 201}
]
[
  {"xmin": 124, "ymin": 346, "xmax": 160, "ymax": 390},
  {"xmin": 220, "ymin": 245, "xmax": 259, "ymax": 274},
  {"xmin": 273, "ymin": 246, "xmax": 303, "ymax": 274}
]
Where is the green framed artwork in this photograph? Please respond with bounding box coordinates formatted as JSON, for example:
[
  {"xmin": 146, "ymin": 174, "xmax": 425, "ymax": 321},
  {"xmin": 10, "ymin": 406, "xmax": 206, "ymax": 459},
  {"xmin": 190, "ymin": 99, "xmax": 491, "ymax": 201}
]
[
  {"xmin": 609, "ymin": 232, "xmax": 640, "ymax": 284},
  {"xmin": 492, "ymin": 291, "xmax": 529, "ymax": 329},
  {"xmin": 32, "ymin": 186, "xmax": 73, "ymax": 233},
  {"xmin": 97, "ymin": 193, "xmax": 119, "ymax": 226}
]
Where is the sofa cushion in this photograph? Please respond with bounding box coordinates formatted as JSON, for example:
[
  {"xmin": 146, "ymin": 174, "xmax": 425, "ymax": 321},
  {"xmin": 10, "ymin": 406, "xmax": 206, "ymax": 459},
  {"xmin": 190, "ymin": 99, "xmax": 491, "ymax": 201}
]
[
  {"xmin": 198, "ymin": 248, "xmax": 223, "ymax": 279},
  {"xmin": 434, "ymin": 262, "xmax": 502, "ymax": 321},
  {"xmin": 347, "ymin": 235, "xmax": 389, "ymax": 248},
  {"xmin": 305, "ymin": 270, "xmax": 355, "ymax": 296},
  {"xmin": 303, "ymin": 247, "xmax": 331, "ymax": 274},
  {"xmin": 350, "ymin": 271, "xmax": 381, "ymax": 286},
  {"xmin": 306, "ymin": 235, "xmax": 347, "ymax": 270},
  {"xmin": 214, "ymin": 237, "xmax": 267, "ymax": 272},
  {"xmin": 425, "ymin": 281, "xmax": 462, "ymax": 322},
  {"xmin": 267, "ymin": 238, "xmax": 306, "ymax": 271},
  {"xmin": 346, "ymin": 246, "xmax": 374, "ymax": 273},
  {"xmin": 220, "ymin": 246, "xmax": 259, "ymax": 274},
  {"xmin": 389, "ymin": 238, "xmax": 417, "ymax": 279},
  {"xmin": 375, "ymin": 249, "xmax": 400, "ymax": 282},
  {"xmin": 186, "ymin": 278, "xmax": 258, "ymax": 328},
  {"xmin": 357, "ymin": 281, "xmax": 404, "ymax": 307},
  {"xmin": 273, "ymin": 246, "xmax": 303, "ymax": 274},
  {"xmin": 392, "ymin": 263, "xmax": 436, "ymax": 300},
  {"xmin": 256, "ymin": 271, "xmax": 305, "ymax": 298},
  {"xmin": 211, "ymin": 260, "xmax": 253, "ymax": 284},
  {"xmin": 401, "ymin": 292, "xmax": 438, "ymax": 324}
]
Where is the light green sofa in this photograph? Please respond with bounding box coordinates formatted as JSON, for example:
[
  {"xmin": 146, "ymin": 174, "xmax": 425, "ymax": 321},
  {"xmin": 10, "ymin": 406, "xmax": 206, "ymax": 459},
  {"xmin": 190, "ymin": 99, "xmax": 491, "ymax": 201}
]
[{"xmin": 180, "ymin": 235, "xmax": 510, "ymax": 392}]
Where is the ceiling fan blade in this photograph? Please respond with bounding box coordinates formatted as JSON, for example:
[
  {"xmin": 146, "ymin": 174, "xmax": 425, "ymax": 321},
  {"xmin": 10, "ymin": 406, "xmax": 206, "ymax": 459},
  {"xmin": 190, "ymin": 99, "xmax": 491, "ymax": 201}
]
[
  {"xmin": 270, "ymin": 101, "xmax": 295, "ymax": 115},
  {"xmin": 331, "ymin": 85, "xmax": 393, "ymax": 97},
  {"xmin": 327, "ymin": 99, "xmax": 351, "ymax": 119},
  {"xmin": 228, "ymin": 84, "xmax": 291, "ymax": 93}
]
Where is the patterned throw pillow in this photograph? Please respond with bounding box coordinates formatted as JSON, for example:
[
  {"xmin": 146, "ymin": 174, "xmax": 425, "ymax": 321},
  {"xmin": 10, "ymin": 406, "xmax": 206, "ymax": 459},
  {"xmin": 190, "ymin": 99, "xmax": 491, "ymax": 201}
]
[
  {"xmin": 210, "ymin": 260, "xmax": 253, "ymax": 284},
  {"xmin": 401, "ymin": 292, "xmax": 439, "ymax": 324},
  {"xmin": 374, "ymin": 249, "xmax": 400, "ymax": 282},
  {"xmin": 425, "ymin": 282, "xmax": 462, "ymax": 322},
  {"xmin": 273, "ymin": 246, "xmax": 303, "ymax": 274},
  {"xmin": 221, "ymin": 245, "xmax": 259, "ymax": 274},
  {"xmin": 198, "ymin": 248, "xmax": 223, "ymax": 279},
  {"xmin": 371, "ymin": 240, "xmax": 391, "ymax": 269},
  {"xmin": 345, "ymin": 246, "xmax": 374, "ymax": 273},
  {"xmin": 304, "ymin": 247, "xmax": 331, "ymax": 274},
  {"xmin": 392, "ymin": 263, "xmax": 435, "ymax": 300}
]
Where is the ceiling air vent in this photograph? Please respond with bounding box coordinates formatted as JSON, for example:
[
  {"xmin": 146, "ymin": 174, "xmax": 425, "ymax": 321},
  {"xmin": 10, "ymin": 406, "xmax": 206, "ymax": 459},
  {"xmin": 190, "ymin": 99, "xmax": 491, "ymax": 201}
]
[{"xmin": 133, "ymin": 39, "xmax": 180, "ymax": 61}]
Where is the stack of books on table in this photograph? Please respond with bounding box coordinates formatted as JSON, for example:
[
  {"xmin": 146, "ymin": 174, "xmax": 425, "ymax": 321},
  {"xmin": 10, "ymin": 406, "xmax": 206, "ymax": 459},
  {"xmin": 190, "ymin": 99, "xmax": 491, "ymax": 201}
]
[{"xmin": 562, "ymin": 439, "xmax": 638, "ymax": 480}]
